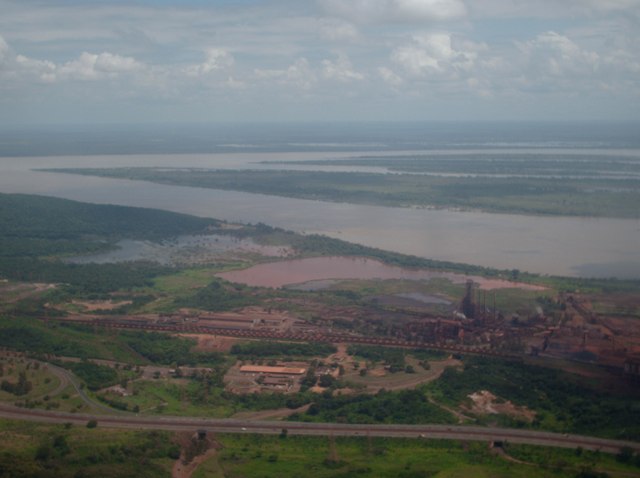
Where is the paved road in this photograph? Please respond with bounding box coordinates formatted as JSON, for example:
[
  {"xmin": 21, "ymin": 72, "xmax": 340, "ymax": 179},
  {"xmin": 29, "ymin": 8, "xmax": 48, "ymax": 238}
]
[
  {"xmin": 35, "ymin": 363, "xmax": 70, "ymax": 400},
  {"xmin": 0, "ymin": 403, "xmax": 637, "ymax": 454},
  {"xmin": 43, "ymin": 363, "xmax": 126, "ymax": 414}
]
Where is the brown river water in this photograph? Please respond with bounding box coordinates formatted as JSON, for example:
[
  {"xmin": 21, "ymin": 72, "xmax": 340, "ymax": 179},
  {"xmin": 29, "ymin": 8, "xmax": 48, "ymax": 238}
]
[{"xmin": 0, "ymin": 152, "xmax": 639, "ymax": 278}]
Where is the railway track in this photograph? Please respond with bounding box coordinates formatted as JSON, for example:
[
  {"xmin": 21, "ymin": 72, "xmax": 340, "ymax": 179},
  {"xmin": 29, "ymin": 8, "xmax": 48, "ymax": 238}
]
[{"xmin": 40, "ymin": 317, "xmax": 518, "ymax": 359}]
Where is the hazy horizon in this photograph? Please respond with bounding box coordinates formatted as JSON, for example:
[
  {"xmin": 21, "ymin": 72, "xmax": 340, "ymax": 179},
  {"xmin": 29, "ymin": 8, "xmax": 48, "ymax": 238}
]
[{"xmin": 2, "ymin": 120, "xmax": 640, "ymax": 157}]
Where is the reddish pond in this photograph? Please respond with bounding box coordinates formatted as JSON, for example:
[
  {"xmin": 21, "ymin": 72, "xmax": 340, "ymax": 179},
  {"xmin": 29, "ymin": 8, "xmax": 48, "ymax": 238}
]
[{"xmin": 217, "ymin": 256, "xmax": 546, "ymax": 291}]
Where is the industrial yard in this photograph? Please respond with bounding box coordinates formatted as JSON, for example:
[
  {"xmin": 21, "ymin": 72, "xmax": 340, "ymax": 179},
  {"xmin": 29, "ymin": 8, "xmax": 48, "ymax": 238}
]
[{"xmin": 33, "ymin": 269, "xmax": 640, "ymax": 379}]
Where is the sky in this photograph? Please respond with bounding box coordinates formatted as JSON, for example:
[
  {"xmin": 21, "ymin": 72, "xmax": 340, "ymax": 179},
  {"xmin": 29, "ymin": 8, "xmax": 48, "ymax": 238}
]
[{"xmin": 0, "ymin": 0, "xmax": 639, "ymax": 125}]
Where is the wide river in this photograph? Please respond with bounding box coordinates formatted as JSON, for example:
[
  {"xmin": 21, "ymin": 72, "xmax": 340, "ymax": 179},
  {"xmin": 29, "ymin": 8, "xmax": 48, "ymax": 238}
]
[{"xmin": 1, "ymin": 152, "xmax": 639, "ymax": 279}]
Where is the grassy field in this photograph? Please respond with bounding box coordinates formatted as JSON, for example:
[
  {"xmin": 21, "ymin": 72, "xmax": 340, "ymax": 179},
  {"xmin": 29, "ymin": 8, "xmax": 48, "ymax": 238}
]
[
  {"xmin": 0, "ymin": 418, "xmax": 637, "ymax": 478},
  {"xmin": 115, "ymin": 378, "xmax": 237, "ymax": 417},
  {"xmin": 0, "ymin": 357, "xmax": 62, "ymax": 403},
  {"xmin": 0, "ymin": 317, "xmax": 152, "ymax": 364},
  {"xmin": 193, "ymin": 434, "xmax": 639, "ymax": 478},
  {"xmin": 141, "ymin": 268, "xmax": 225, "ymax": 312},
  {"xmin": 0, "ymin": 420, "xmax": 639, "ymax": 478},
  {"xmin": 505, "ymin": 443, "xmax": 640, "ymax": 476},
  {"xmin": 0, "ymin": 418, "xmax": 177, "ymax": 478}
]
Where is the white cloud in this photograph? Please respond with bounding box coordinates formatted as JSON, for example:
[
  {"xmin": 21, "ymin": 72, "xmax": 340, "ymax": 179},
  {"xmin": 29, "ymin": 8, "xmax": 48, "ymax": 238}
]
[
  {"xmin": 0, "ymin": 35, "xmax": 8, "ymax": 62},
  {"xmin": 391, "ymin": 33, "xmax": 484, "ymax": 78},
  {"xmin": 94, "ymin": 52, "xmax": 142, "ymax": 73},
  {"xmin": 380, "ymin": 32, "xmax": 508, "ymax": 97},
  {"xmin": 393, "ymin": 0, "xmax": 467, "ymax": 21},
  {"xmin": 0, "ymin": 34, "xmax": 12, "ymax": 76},
  {"xmin": 185, "ymin": 48, "xmax": 235, "ymax": 77},
  {"xmin": 15, "ymin": 54, "xmax": 57, "ymax": 83},
  {"xmin": 515, "ymin": 31, "xmax": 600, "ymax": 92},
  {"xmin": 281, "ymin": 58, "xmax": 316, "ymax": 90},
  {"xmin": 518, "ymin": 31, "xmax": 599, "ymax": 75},
  {"xmin": 466, "ymin": 0, "xmax": 640, "ymax": 18},
  {"xmin": 378, "ymin": 66, "xmax": 404, "ymax": 86},
  {"xmin": 0, "ymin": 38, "xmax": 150, "ymax": 86},
  {"xmin": 512, "ymin": 30, "xmax": 640, "ymax": 94},
  {"xmin": 564, "ymin": 0, "xmax": 640, "ymax": 14},
  {"xmin": 59, "ymin": 52, "xmax": 145, "ymax": 80},
  {"xmin": 0, "ymin": 35, "xmax": 13, "ymax": 84},
  {"xmin": 318, "ymin": 18, "xmax": 360, "ymax": 42},
  {"xmin": 320, "ymin": 0, "xmax": 467, "ymax": 23},
  {"xmin": 604, "ymin": 47, "xmax": 640, "ymax": 74},
  {"xmin": 254, "ymin": 58, "xmax": 317, "ymax": 90},
  {"xmin": 0, "ymin": 35, "xmax": 57, "ymax": 84},
  {"xmin": 322, "ymin": 54, "xmax": 364, "ymax": 81}
]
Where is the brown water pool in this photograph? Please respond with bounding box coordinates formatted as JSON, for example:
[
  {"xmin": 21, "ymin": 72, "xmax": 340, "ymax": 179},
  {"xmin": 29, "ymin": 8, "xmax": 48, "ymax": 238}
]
[{"xmin": 217, "ymin": 256, "xmax": 546, "ymax": 291}]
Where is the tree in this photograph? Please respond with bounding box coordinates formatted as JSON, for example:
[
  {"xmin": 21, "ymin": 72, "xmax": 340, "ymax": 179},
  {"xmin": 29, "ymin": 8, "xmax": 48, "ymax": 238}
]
[
  {"xmin": 319, "ymin": 374, "xmax": 335, "ymax": 388},
  {"xmin": 1, "ymin": 371, "xmax": 32, "ymax": 396},
  {"xmin": 617, "ymin": 446, "xmax": 634, "ymax": 464}
]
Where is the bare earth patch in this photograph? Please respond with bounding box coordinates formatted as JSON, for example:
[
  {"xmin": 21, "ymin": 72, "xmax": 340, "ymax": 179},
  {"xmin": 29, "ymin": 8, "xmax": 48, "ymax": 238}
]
[
  {"xmin": 0, "ymin": 281, "xmax": 56, "ymax": 303},
  {"xmin": 172, "ymin": 431, "xmax": 221, "ymax": 478},
  {"xmin": 328, "ymin": 343, "xmax": 350, "ymax": 362},
  {"xmin": 368, "ymin": 367, "xmax": 387, "ymax": 377},
  {"xmin": 72, "ymin": 299, "xmax": 132, "ymax": 311},
  {"xmin": 231, "ymin": 403, "xmax": 311, "ymax": 420},
  {"xmin": 179, "ymin": 334, "xmax": 238, "ymax": 353},
  {"xmin": 473, "ymin": 278, "xmax": 546, "ymax": 291},
  {"xmin": 465, "ymin": 390, "xmax": 536, "ymax": 423}
]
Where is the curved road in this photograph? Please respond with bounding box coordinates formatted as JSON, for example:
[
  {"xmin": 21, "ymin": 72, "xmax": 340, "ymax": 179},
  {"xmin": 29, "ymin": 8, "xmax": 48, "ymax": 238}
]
[
  {"xmin": 33, "ymin": 362, "xmax": 127, "ymax": 414},
  {"xmin": 0, "ymin": 403, "xmax": 637, "ymax": 455}
]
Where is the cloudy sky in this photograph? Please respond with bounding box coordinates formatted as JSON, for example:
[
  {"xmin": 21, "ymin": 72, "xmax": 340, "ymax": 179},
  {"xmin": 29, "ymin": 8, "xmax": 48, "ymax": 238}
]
[{"xmin": 1, "ymin": 0, "xmax": 639, "ymax": 125}]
